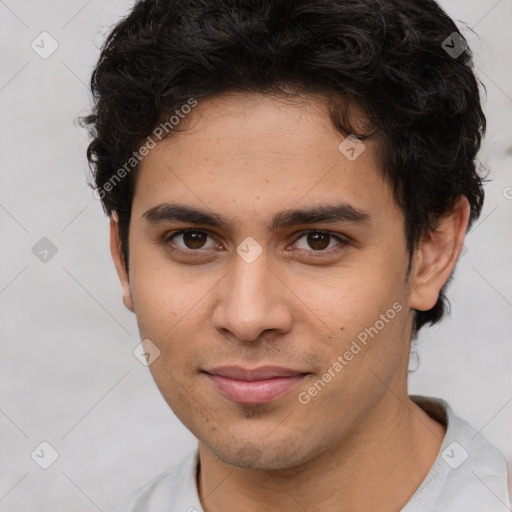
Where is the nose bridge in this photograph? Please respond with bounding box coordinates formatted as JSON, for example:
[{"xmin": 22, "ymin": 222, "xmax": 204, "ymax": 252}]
[
  {"xmin": 213, "ymin": 248, "xmax": 291, "ymax": 341},
  {"xmin": 232, "ymin": 250, "xmax": 272, "ymax": 302}
]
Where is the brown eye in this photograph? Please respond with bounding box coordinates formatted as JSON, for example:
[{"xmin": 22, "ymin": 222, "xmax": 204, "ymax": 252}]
[
  {"xmin": 295, "ymin": 231, "xmax": 345, "ymax": 252},
  {"xmin": 167, "ymin": 230, "xmax": 215, "ymax": 251},
  {"xmin": 306, "ymin": 232, "xmax": 331, "ymax": 250},
  {"xmin": 182, "ymin": 231, "xmax": 207, "ymax": 249}
]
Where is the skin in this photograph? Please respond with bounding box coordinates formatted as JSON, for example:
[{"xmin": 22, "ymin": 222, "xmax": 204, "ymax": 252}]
[{"xmin": 110, "ymin": 91, "xmax": 469, "ymax": 511}]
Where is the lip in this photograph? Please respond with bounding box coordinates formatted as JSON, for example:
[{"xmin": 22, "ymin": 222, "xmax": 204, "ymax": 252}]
[{"xmin": 203, "ymin": 366, "xmax": 309, "ymax": 405}]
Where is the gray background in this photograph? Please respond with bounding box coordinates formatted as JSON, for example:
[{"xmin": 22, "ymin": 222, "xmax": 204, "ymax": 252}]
[{"xmin": 0, "ymin": 0, "xmax": 511, "ymax": 510}]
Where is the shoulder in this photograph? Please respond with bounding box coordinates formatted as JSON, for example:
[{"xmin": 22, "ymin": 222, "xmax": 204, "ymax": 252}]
[
  {"xmin": 405, "ymin": 395, "xmax": 510, "ymax": 512},
  {"xmin": 114, "ymin": 449, "xmax": 203, "ymax": 512}
]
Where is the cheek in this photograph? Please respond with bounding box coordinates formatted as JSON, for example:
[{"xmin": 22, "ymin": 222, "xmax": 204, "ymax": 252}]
[
  {"xmin": 132, "ymin": 282, "xmax": 181, "ymax": 339},
  {"xmin": 303, "ymin": 265, "xmax": 409, "ymax": 369},
  {"xmin": 129, "ymin": 264, "xmax": 208, "ymax": 363},
  {"xmin": 128, "ymin": 245, "xmax": 195, "ymax": 331},
  {"xmin": 301, "ymin": 266, "xmax": 402, "ymax": 327}
]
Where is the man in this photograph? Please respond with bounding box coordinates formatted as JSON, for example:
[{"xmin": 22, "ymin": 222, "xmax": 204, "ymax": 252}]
[{"xmin": 81, "ymin": 0, "xmax": 510, "ymax": 510}]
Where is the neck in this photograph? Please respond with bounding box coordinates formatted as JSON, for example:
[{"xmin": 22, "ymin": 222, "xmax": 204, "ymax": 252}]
[{"xmin": 197, "ymin": 394, "xmax": 446, "ymax": 512}]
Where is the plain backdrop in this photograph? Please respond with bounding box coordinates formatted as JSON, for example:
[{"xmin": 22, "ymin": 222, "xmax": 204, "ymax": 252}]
[{"xmin": 1, "ymin": 0, "xmax": 511, "ymax": 510}]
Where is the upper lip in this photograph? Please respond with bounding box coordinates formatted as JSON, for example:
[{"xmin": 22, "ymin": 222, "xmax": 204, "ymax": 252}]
[{"xmin": 204, "ymin": 366, "xmax": 309, "ymax": 381}]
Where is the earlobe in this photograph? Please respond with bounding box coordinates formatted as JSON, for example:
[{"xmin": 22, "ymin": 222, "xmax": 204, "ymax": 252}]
[
  {"xmin": 409, "ymin": 196, "xmax": 471, "ymax": 312},
  {"xmin": 110, "ymin": 212, "xmax": 135, "ymax": 312}
]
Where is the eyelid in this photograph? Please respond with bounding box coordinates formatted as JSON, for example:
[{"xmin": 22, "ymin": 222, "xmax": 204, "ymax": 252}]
[
  {"xmin": 292, "ymin": 228, "xmax": 350, "ymax": 244},
  {"xmin": 163, "ymin": 228, "xmax": 349, "ymax": 255},
  {"xmin": 163, "ymin": 228, "xmax": 220, "ymax": 252},
  {"xmin": 290, "ymin": 229, "xmax": 350, "ymax": 254}
]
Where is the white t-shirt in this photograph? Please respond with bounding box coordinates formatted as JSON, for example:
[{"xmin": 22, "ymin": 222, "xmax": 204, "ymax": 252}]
[{"xmin": 116, "ymin": 395, "xmax": 511, "ymax": 511}]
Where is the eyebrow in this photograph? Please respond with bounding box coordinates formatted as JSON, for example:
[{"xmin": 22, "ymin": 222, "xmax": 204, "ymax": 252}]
[{"xmin": 142, "ymin": 202, "xmax": 371, "ymax": 231}]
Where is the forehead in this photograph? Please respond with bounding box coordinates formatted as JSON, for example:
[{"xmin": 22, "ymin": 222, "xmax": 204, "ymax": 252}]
[{"xmin": 132, "ymin": 92, "xmax": 398, "ymax": 228}]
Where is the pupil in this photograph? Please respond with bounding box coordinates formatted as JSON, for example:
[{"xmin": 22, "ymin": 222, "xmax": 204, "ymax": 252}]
[
  {"xmin": 308, "ymin": 232, "xmax": 329, "ymax": 250},
  {"xmin": 184, "ymin": 231, "xmax": 206, "ymax": 249}
]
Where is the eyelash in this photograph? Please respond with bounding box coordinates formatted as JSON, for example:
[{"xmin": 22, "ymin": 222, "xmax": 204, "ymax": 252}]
[{"xmin": 162, "ymin": 229, "xmax": 349, "ymax": 258}]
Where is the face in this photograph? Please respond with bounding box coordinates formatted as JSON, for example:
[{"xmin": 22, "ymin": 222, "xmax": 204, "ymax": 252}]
[{"xmin": 113, "ymin": 92, "xmax": 426, "ymax": 470}]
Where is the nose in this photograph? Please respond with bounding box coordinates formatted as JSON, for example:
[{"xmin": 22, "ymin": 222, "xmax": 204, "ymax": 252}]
[{"xmin": 212, "ymin": 249, "xmax": 293, "ymax": 343}]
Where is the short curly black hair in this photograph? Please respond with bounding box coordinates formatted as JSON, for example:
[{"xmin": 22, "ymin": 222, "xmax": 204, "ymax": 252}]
[{"xmin": 81, "ymin": 0, "xmax": 487, "ymax": 336}]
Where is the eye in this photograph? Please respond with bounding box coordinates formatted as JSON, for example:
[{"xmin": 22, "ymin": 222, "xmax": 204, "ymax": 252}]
[
  {"xmin": 163, "ymin": 229, "xmax": 348, "ymax": 257},
  {"xmin": 165, "ymin": 229, "xmax": 218, "ymax": 252},
  {"xmin": 292, "ymin": 231, "xmax": 348, "ymax": 253}
]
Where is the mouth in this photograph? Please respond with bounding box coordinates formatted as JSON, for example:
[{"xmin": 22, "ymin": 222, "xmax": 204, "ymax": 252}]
[{"xmin": 202, "ymin": 366, "xmax": 310, "ymax": 405}]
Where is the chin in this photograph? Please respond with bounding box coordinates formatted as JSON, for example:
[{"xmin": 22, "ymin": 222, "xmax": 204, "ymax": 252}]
[{"xmin": 202, "ymin": 435, "xmax": 314, "ymax": 471}]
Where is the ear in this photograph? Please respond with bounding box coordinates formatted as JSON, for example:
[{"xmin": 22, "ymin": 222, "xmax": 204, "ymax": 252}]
[
  {"xmin": 409, "ymin": 196, "xmax": 470, "ymax": 312},
  {"xmin": 110, "ymin": 212, "xmax": 135, "ymax": 312}
]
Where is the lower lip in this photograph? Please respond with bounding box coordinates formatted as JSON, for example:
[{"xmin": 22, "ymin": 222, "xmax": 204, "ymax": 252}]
[{"xmin": 206, "ymin": 374, "xmax": 307, "ymax": 404}]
